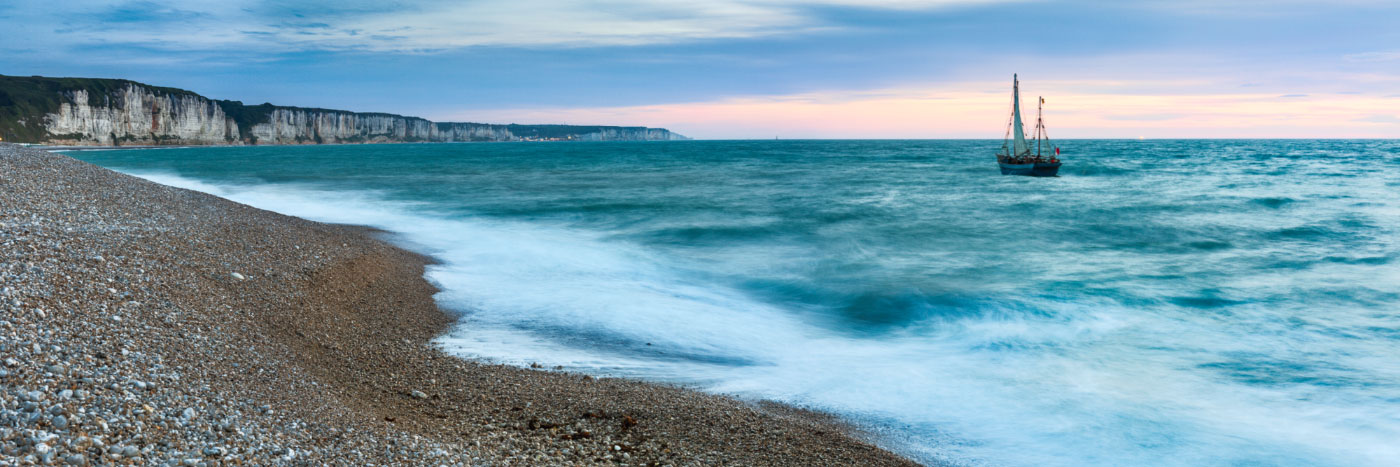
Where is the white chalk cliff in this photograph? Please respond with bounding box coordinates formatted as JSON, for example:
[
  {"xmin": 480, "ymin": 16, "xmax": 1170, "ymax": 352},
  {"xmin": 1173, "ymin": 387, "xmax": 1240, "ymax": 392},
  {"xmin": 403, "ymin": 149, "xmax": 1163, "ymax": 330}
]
[{"xmin": 20, "ymin": 80, "xmax": 684, "ymax": 146}]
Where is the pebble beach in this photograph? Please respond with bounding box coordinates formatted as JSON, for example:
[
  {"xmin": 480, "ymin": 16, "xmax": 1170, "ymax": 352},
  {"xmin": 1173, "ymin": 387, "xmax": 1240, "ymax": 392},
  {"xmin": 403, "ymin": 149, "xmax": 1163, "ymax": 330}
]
[{"xmin": 0, "ymin": 143, "xmax": 915, "ymax": 466}]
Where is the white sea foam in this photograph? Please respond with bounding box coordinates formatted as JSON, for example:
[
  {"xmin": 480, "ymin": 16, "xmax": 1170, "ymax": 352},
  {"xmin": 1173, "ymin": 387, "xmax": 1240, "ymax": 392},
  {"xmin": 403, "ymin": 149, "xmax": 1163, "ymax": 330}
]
[{"xmin": 124, "ymin": 169, "xmax": 1400, "ymax": 467}]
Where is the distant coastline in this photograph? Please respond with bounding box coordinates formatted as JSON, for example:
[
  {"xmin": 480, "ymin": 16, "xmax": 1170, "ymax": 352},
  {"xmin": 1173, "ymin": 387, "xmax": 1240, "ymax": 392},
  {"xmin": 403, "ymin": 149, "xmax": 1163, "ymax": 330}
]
[
  {"xmin": 27, "ymin": 139, "xmax": 669, "ymax": 153},
  {"xmin": 0, "ymin": 74, "xmax": 688, "ymax": 146}
]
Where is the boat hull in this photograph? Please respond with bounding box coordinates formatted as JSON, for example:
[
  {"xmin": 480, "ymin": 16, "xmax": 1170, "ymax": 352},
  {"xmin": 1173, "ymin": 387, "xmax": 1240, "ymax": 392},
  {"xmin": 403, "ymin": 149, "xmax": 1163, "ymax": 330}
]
[
  {"xmin": 998, "ymin": 162, "xmax": 1035, "ymax": 176},
  {"xmin": 1032, "ymin": 162, "xmax": 1061, "ymax": 177}
]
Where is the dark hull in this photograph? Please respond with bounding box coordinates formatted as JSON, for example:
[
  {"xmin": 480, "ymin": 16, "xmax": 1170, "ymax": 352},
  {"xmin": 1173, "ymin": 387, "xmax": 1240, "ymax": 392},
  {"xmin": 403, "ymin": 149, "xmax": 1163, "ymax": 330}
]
[
  {"xmin": 1032, "ymin": 162, "xmax": 1061, "ymax": 177},
  {"xmin": 998, "ymin": 162, "xmax": 1035, "ymax": 176}
]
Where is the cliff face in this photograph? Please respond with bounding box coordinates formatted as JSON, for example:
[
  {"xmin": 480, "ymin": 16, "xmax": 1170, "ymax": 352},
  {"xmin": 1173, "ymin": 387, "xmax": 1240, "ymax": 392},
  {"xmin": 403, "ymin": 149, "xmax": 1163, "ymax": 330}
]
[
  {"xmin": 0, "ymin": 75, "xmax": 687, "ymax": 145},
  {"xmin": 46, "ymin": 86, "xmax": 240, "ymax": 145},
  {"xmin": 241, "ymin": 109, "xmax": 522, "ymax": 144}
]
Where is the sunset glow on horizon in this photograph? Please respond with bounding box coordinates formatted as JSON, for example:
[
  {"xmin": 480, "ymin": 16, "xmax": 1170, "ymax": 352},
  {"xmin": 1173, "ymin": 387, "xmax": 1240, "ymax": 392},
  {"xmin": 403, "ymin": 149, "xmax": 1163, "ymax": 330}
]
[
  {"xmin": 4, "ymin": 1, "xmax": 1398, "ymax": 138},
  {"xmin": 458, "ymin": 79, "xmax": 1400, "ymax": 139}
]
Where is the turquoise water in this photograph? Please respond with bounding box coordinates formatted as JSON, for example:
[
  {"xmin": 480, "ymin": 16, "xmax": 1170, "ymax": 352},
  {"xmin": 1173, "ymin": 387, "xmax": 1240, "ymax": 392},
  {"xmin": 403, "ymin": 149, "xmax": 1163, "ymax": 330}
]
[{"xmin": 69, "ymin": 140, "xmax": 1400, "ymax": 466}]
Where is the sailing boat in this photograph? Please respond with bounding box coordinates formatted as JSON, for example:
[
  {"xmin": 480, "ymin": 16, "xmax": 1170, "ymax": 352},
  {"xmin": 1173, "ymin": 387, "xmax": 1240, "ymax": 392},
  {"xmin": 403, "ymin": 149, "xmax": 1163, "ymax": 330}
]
[{"xmin": 996, "ymin": 74, "xmax": 1061, "ymax": 177}]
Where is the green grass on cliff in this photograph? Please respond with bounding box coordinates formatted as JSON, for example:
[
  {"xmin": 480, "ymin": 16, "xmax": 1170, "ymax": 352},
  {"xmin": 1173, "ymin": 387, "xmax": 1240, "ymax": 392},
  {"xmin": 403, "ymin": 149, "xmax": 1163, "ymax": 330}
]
[
  {"xmin": 216, "ymin": 101, "xmax": 276, "ymax": 142},
  {"xmin": 0, "ymin": 75, "xmax": 205, "ymax": 143}
]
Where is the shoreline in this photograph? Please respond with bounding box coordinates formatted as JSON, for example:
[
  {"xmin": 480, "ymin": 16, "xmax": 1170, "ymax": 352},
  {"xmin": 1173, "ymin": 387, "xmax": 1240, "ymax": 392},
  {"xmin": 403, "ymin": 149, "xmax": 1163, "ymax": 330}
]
[
  {"xmin": 26, "ymin": 139, "xmax": 694, "ymax": 152},
  {"xmin": 0, "ymin": 143, "xmax": 917, "ymax": 465}
]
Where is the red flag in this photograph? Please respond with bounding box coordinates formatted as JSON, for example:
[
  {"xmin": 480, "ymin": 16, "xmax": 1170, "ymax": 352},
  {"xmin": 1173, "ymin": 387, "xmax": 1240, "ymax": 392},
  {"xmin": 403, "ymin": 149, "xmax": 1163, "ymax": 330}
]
[{"xmin": 1055, "ymin": 147, "xmax": 1060, "ymax": 156}]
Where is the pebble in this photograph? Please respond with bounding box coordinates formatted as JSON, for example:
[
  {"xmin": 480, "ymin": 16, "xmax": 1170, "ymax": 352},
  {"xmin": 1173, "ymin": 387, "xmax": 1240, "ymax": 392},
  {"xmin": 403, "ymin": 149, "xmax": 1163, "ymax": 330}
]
[{"xmin": 0, "ymin": 144, "xmax": 914, "ymax": 467}]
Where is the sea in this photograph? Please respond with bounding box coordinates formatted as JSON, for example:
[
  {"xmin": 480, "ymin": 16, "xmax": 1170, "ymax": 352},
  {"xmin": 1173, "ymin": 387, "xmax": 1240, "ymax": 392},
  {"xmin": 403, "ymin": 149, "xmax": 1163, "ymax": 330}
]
[{"xmin": 66, "ymin": 140, "xmax": 1400, "ymax": 466}]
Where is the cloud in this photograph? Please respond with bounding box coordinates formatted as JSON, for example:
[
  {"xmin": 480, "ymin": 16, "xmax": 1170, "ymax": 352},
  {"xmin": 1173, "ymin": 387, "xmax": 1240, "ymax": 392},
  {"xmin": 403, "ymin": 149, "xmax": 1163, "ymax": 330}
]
[
  {"xmin": 1354, "ymin": 114, "xmax": 1400, "ymax": 123},
  {"xmin": 1103, "ymin": 113, "xmax": 1186, "ymax": 121},
  {"xmin": 1344, "ymin": 51, "xmax": 1400, "ymax": 62},
  {"xmin": 3, "ymin": 0, "xmax": 1020, "ymax": 56},
  {"xmin": 1134, "ymin": 0, "xmax": 1399, "ymax": 17},
  {"xmin": 96, "ymin": 1, "xmax": 208, "ymax": 23}
]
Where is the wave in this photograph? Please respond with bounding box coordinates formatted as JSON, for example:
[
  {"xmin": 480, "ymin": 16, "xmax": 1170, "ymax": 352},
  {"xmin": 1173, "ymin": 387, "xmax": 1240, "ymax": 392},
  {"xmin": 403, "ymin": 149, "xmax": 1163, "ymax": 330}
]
[
  {"xmin": 120, "ymin": 168, "xmax": 1400, "ymax": 467},
  {"xmin": 1250, "ymin": 197, "xmax": 1296, "ymax": 209}
]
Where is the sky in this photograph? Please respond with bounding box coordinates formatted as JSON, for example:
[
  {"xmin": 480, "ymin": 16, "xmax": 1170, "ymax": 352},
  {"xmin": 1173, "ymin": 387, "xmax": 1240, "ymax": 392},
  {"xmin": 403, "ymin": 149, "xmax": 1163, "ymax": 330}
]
[{"xmin": 2, "ymin": 0, "xmax": 1398, "ymax": 138}]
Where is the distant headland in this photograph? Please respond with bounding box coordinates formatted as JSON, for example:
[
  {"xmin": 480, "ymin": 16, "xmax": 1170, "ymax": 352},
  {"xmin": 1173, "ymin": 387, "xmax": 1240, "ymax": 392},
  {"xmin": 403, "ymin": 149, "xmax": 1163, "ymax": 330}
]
[{"xmin": 0, "ymin": 75, "xmax": 688, "ymax": 146}]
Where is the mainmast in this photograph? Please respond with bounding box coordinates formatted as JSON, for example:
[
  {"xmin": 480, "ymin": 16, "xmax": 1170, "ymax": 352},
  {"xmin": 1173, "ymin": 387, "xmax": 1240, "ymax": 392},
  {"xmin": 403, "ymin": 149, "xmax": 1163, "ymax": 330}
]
[{"xmin": 1011, "ymin": 74, "xmax": 1029, "ymax": 157}]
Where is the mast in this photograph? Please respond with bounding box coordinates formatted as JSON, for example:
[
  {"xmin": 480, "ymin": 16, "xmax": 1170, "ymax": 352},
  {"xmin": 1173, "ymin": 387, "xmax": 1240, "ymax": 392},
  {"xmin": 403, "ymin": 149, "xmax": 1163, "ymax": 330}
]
[
  {"xmin": 1038, "ymin": 96, "xmax": 1053, "ymax": 158},
  {"xmin": 1011, "ymin": 74, "xmax": 1029, "ymax": 157},
  {"xmin": 1036, "ymin": 95, "xmax": 1043, "ymax": 157}
]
